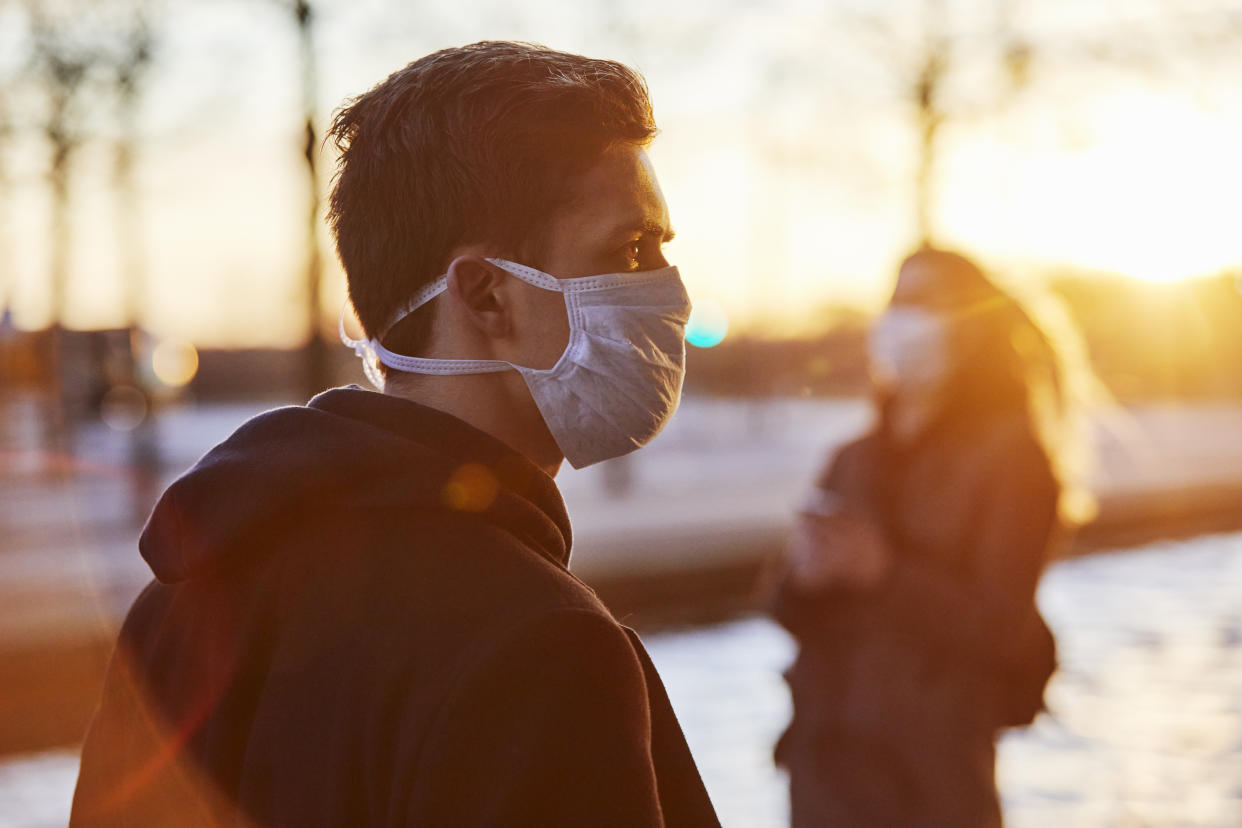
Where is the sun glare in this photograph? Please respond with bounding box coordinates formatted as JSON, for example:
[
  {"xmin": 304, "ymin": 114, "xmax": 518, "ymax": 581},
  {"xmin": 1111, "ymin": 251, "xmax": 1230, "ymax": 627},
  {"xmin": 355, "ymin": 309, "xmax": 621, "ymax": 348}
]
[{"xmin": 1002, "ymin": 94, "xmax": 1238, "ymax": 285}]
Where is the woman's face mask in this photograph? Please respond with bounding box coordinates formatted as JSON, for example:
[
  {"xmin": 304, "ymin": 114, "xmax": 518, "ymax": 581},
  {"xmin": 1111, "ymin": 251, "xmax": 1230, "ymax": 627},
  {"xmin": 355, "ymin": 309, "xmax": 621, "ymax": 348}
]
[{"xmin": 867, "ymin": 306, "xmax": 950, "ymax": 396}]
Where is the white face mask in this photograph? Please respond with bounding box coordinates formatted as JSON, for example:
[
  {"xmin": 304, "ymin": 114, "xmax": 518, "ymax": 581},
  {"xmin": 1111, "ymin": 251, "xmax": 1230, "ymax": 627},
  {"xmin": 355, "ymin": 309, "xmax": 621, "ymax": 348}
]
[
  {"xmin": 867, "ymin": 307, "xmax": 949, "ymax": 393},
  {"xmin": 341, "ymin": 258, "xmax": 692, "ymax": 469}
]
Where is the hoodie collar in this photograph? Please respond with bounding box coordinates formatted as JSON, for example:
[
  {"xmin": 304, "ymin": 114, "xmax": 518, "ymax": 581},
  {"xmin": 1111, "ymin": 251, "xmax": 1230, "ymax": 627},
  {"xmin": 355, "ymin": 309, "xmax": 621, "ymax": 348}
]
[{"xmin": 139, "ymin": 386, "xmax": 572, "ymax": 583}]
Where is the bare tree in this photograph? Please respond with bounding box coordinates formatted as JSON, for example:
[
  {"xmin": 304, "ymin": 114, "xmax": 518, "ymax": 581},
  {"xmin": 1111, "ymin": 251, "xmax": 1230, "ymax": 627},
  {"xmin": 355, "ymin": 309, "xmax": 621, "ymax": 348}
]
[
  {"xmin": 286, "ymin": 0, "xmax": 329, "ymax": 400},
  {"xmin": 113, "ymin": 6, "xmax": 153, "ymax": 332},
  {"xmin": 19, "ymin": 0, "xmax": 161, "ymax": 460},
  {"xmin": 911, "ymin": 1, "xmax": 949, "ymax": 246},
  {"xmin": 24, "ymin": 0, "xmax": 96, "ymax": 442},
  {"xmin": 26, "ymin": 2, "xmax": 93, "ymax": 340},
  {"xmin": 0, "ymin": 85, "xmax": 14, "ymax": 331},
  {"xmin": 826, "ymin": 0, "xmax": 1033, "ymax": 246}
]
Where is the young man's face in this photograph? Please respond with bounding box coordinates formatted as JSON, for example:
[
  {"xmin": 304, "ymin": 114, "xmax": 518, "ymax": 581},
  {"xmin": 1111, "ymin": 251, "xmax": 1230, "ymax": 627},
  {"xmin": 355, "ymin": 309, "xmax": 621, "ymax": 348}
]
[{"xmin": 508, "ymin": 143, "xmax": 675, "ymax": 370}]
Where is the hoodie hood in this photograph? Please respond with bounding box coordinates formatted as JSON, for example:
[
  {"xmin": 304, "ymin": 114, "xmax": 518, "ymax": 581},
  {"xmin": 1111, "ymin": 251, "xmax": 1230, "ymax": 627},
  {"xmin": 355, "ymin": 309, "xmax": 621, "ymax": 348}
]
[{"xmin": 139, "ymin": 386, "xmax": 572, "ymax": 584}]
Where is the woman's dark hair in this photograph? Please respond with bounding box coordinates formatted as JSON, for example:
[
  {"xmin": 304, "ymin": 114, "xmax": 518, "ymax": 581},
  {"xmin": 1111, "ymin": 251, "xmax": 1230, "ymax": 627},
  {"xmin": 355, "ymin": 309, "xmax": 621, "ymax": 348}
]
[{"xmin": 327, "ymin": 41, "xmax": 657, "ymax": 366}]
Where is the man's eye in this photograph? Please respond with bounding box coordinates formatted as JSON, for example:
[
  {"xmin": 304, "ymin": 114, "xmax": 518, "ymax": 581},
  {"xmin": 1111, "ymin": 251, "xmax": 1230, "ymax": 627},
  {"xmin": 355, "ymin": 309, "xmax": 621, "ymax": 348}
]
[{"xmin": 623, "ymin": 242, "xmax": 642, "ymax": 269}]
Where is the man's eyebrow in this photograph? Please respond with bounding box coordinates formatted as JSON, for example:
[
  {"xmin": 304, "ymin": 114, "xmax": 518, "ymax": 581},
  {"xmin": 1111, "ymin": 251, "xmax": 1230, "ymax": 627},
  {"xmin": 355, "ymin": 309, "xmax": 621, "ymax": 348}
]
[
  {"xmin": 649, "ymin": 220, "xmax": 676, "ymax": 243},
  {"xmin": 616, "ymin": 218, "xmax": 675, "ymax": 243}
]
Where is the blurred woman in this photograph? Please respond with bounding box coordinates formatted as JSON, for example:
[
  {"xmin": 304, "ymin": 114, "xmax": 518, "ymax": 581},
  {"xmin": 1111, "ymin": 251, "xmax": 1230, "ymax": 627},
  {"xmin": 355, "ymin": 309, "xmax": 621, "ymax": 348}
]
[{"xmin": 773, "ymin": 248, "xmax": 1094, "ymax": 827}]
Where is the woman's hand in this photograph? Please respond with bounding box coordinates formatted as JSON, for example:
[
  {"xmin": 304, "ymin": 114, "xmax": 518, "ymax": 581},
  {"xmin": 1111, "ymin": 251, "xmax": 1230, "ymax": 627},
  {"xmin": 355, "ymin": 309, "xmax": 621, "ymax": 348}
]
[{"xmin": 786, "ymin": 508, "xmax": 893, "ymax": 592}]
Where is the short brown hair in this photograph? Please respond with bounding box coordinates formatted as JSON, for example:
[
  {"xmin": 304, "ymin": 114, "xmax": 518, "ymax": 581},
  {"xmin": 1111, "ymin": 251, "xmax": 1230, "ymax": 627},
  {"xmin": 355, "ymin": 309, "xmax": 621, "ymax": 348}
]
[{"xmin": 327, "ymin": 41, "xmax": 657, "ymax": 362}]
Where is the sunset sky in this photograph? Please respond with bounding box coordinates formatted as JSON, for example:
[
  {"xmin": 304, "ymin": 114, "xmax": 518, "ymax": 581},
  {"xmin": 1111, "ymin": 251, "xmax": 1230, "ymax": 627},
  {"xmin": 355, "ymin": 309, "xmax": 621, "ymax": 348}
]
[{"xmin": 2, "ymin": 0, "xmax": 1240, "ymax": 347}]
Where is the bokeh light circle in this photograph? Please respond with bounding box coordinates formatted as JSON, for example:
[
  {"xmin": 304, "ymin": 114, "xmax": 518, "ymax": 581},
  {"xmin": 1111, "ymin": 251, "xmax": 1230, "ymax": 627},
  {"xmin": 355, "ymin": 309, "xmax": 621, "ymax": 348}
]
[
  {"xmin": 152, "ymin": 339, "xmax": 199, "ymax": 388},
  {"xmin": 100, "ymin": 385, "xmax": 148, "ymax": 432},
  {"xmin": 686, "ymin": 300, "xmax": 729, "ymax": 349}
]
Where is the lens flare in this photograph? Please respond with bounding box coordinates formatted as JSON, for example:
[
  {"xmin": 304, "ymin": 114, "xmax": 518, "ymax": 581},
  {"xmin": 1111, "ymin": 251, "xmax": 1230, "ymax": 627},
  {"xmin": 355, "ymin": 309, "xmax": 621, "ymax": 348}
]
[
  {"xmin": 443, "ymin": 463, "xmax": 499, "ymax": 512},
  {"xmin": 686, "ymin": 301, "xmax": 729, "ymax": 349}
]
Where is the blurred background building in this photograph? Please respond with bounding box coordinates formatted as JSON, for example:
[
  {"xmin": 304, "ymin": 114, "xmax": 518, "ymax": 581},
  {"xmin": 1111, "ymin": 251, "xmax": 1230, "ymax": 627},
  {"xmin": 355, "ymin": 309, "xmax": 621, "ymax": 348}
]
[{"xmin": 2, "ymin": 0, "xmax": 1242, "ymax": 825}]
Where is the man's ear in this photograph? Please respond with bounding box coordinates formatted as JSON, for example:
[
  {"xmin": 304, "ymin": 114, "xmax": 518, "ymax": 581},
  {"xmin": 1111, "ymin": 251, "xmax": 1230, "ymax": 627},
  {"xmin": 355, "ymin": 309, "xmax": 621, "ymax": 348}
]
[{"xmin": 445, "ymin": 256, "xmax": 512, "ymax": 338}]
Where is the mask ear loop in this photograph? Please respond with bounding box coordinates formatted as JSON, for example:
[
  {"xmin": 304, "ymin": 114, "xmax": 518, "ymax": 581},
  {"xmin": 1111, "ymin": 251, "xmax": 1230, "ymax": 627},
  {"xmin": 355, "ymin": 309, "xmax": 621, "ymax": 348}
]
[
  {"xmin": 338, "ymin": 262, "xmax": 574, "ymax": 388},
  {"xmin": 339, "ymin": 302, "xmax": 386, "ymax": 391}
]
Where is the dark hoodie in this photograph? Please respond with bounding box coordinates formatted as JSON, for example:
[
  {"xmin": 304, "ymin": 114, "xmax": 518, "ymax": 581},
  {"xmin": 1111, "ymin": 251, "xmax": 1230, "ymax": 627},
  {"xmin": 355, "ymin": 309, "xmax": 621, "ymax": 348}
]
[{"xmin": 71, "ymin": 387, "xmax": 719, "ymax": 827}]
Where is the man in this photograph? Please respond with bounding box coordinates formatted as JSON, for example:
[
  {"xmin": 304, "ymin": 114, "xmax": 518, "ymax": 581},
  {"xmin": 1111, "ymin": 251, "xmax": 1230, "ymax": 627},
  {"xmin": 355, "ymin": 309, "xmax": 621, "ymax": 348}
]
[{"xmin": 72, "ymin": 41, "xmax": 720, "ymax": 827}]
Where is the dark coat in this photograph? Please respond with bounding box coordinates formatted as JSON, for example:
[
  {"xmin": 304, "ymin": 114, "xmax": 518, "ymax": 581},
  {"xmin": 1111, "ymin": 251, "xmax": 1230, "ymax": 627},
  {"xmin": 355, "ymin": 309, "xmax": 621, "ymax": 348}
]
[
  {"xmin": 774, "ymin": 415, "xmax": 1061, "ymax": 827},
  {"xmin": 71, "ymin": 387, "xmax": 720, "ymax": 828}
]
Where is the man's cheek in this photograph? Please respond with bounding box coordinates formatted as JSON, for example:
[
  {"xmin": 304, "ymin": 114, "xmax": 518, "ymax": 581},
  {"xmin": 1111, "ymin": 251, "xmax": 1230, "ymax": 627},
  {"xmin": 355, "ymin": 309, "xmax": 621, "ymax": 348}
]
[{"xmin": 522, "ymin": 294, "xmax": 571, "ymax": 370}]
